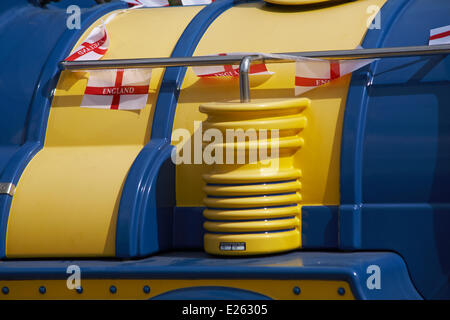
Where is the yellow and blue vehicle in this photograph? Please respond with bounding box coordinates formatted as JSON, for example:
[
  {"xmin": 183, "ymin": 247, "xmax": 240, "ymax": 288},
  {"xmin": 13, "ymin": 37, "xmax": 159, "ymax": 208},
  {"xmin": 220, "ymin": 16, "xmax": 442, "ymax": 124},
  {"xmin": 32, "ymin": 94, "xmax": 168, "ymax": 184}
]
[{"xmin": 0, "ymin": 0, "xmax": 449, "ymax": 300}]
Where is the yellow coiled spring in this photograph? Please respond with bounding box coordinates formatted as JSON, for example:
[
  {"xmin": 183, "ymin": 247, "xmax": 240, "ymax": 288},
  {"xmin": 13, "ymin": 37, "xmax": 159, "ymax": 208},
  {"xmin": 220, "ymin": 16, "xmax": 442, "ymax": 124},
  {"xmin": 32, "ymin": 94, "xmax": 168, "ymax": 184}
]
[{"xmin": 199, "ymin": 98, "xmax": 310, "ymax": 255}]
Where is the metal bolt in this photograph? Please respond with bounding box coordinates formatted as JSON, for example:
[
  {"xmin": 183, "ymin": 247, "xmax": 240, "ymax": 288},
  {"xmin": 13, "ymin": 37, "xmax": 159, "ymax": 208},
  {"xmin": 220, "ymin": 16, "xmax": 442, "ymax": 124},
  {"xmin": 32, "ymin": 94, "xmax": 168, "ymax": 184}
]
[
  {"xmin": 293, "ymin": 286, "xmax": 301, "ymax": 295},
  {"xmin": 39, "ymin": 286, "xmax": 46, "ymax": 294},
  {"xmin": 143, "ymin": 285, "xmax": 151, "ymax": 294},
  {"xmin": 2, "ymin": 287, "xmax": 9, "ymax": 295},
  {"xmin": 338, "ymin": 287, "xmax": 346, "ymax": 296},
  {"xmin": 110, "ymin": 285, "xmax": 117, "ymax": 294},
  {"xmin": 76, "ymin": 286, "xmax": 83, "ymax": 294}
]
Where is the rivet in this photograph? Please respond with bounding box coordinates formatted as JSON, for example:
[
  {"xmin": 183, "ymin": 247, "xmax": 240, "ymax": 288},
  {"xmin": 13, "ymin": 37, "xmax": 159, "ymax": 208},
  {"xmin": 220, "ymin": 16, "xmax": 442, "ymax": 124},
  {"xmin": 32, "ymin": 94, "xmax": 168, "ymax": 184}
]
[
  {"xmin": 2, "ymin": 286, "xmax": 9, "ymax": 295},
  {"xmin": 110, "ymin": 285, "xmax": 117, "ymax": 294},
  {"xmin": 76, "ymin": 286, "xmax": 83, "ymax": 294},
  {"xmin": 39, "ymin": 286, "xmax": 46, "ymax": 294},
  {"xmin": 293, "ymin": 286, "xmax": 301, "ymax": 295},
  {"xmin": 338, "ymin": 287, "xmax": 346, "ymax": 296},
  {"xmin": 143, "ymin": 285, "xmax": 151, "ymax": 294}
]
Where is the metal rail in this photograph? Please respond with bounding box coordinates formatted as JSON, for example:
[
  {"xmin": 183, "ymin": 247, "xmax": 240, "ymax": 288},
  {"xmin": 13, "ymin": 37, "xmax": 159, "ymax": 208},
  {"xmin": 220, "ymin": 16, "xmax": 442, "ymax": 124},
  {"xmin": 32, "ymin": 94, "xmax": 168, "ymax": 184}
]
[{"xmin": 60, "ymin": 44, "xmax": 450, "ymax": 102}]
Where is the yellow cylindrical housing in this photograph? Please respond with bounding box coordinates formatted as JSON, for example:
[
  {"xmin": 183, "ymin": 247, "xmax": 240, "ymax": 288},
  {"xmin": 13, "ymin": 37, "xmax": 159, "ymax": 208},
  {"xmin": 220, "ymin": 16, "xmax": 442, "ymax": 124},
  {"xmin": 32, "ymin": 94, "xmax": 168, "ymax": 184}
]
[{"xmin": 200, "ymin": 98, "xmax": 310, "ymax": 255}]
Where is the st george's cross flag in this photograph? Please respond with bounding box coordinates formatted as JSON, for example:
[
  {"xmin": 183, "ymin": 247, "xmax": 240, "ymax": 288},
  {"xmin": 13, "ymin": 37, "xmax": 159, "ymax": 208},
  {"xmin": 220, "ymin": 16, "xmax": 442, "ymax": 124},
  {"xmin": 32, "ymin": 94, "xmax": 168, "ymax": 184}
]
[
  {"xmin": 123, "ymin": 0, "xmax": 213, "ymax": 6},
  {"xmin": 81, "ymin": 69, "xmax": 152, "ymax": 110},
  {"xmin": 65, "ymin": 22, "xmax": 110, "ymax": 61},
  {"xmin": 123, "ymin": 0, "xmax": 169, "ymax": 6},
  {"xmin": 294, "ymin": 58, "xmax": 374, "ymax": 95},
  {"xmin": 181, "ymin": 0, "xmax": 213, "ymax": 5},
  {"xmin": 192, "ymin": 53, "xmax": 273, "ymax": 77},
  {"xmin": 429, "ymin": 25, "xmax": 450, "ymax": 45}
]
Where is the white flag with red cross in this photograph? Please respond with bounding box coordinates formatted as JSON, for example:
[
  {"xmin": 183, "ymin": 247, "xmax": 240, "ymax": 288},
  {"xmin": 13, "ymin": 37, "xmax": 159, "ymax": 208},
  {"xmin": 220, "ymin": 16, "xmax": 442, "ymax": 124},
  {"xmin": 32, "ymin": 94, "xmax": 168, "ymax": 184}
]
[
  {"xmin": 122, "ymin": 0, "xmax": 169, "ymax": 7},
  {"xmin": 294, "ymin": 58, "xmax": 374, "ymax": 95},
  {"xmin": 192, "ymin": 53, "xmax": 273, "ymax": 77},
  {"xmin": 429, "ymin": 25, "xmax": 450, "ymax": 45},
  {"xmin": 81, "ymin": 69, "xmax": 152, "ymax": 110},
  {"xmin": 65, "ymin": 23, "xmax": 109, "ymax": 61},
  {"xmin": 181, "ymin": 0, "xmax": 213, "ymax": 5},
  {"xmin": 122, "ymin": 0, "xmax": 212, "ymax": 6}
]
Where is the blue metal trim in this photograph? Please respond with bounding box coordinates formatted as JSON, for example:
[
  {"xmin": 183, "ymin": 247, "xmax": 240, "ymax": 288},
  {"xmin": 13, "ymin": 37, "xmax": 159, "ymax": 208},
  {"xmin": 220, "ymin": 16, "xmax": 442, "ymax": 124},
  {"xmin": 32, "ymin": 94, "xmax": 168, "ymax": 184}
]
[
  {"xmin": 340, "ymin": 0, "xmax": 410, "ymax": 249},
  {"xmin": 0, "ymin": 1, "xmax": 127, "ymax": 259},
  {"xmin": 115, "ymin": 0, "xmax": 258, "ymax": 258},
  {"xmin": 0, "ymin": 251, "xmax": 422, "ymax": 299},
  {"xmin": 116, "ymin": 139, "xmax": 175, "ymax": 258}
]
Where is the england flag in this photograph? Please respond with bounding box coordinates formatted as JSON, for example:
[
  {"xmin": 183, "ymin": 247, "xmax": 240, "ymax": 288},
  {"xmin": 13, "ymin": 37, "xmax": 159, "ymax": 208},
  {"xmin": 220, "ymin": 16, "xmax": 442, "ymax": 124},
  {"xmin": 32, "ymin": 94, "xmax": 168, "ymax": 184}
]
[
  {"xmin": 65, "ymin": 23, "xmax": 109, "ymax": 61},
  {"xmin": 123, "ymin": 0, "xmax": 169, "ymax": 6},
  {"xmin": 429, "ymin": 25, "xmax": 450, "ymax": 45},
  {"xmin": 81, "ymin": 69, "xmax": 152, "ymax": 110},
  {"xmin": 192, "ymin": 53, "xmax": 273, "ymax": 77},
  {"xmin": 123, "ymin": 0, "xmax": 213, "ymax": 6},
  {"xmin": 294, "ymin": 58, "xmax": 374, "ymax": 95}
]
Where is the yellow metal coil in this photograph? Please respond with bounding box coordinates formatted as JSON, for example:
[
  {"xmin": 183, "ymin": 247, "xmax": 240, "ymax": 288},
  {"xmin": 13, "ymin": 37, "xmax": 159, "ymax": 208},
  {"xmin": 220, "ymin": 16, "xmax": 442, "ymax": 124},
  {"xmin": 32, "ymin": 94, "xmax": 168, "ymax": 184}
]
[{"xmin": 200, "ymin": 98, "xmax": 310, "ymax": 255}]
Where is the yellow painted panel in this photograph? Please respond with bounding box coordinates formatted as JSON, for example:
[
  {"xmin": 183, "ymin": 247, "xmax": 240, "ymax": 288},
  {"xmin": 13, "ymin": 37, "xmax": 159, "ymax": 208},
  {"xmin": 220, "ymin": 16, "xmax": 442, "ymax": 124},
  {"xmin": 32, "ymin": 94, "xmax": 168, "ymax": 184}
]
[
  {"xmin": 0, "ymin": 279, "xmax": 354, "ymax": 300},
  {"xmin": 6, "ymin": 6, "xmax": 204, "ymax": 258},
  {"xmin": 6, "ymin": 146, "xmax": 142, "ymax": 257},
  {"xmin": 173, "ymin": 0, "xmax": 386, "ymax": 206}
]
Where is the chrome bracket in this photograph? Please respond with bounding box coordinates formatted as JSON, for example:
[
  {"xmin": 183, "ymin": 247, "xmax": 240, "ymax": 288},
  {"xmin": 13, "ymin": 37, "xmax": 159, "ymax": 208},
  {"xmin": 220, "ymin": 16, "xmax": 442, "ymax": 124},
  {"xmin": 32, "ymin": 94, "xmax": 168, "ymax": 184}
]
[
  {"xmin": 0, "ymin": 183, "xmax": 16, "ymax": 196},
  {"xmin": 239, "ymin": 55, "xmax": 262, "ymax": 103}
]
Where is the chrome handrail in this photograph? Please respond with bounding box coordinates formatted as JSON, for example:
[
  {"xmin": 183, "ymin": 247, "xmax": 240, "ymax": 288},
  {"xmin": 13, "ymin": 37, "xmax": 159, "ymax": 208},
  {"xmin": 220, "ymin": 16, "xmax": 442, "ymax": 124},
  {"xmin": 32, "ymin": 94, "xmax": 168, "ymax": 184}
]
[{"xmin": 59, "ymin": 44, "xmax": 450, "ymax": 102}]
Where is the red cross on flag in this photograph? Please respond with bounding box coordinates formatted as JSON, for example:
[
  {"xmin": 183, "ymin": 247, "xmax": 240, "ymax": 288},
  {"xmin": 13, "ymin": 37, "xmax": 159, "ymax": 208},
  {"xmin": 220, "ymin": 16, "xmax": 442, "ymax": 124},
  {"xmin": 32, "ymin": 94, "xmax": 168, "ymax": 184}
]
[
  {"xmin": 429, "ymin": 25, "xmax": 450, "ymax": 45},
  {"xmin": 66, "ymin": 23, "xmax": 109, "ymax": 61},
  {"xmin": 294, "ymin": 58, "xmax": 374, "ymax": 95},
  {"xmin": 192, "ymin": 53, "xmax": 273, "ymax": 77},
  {"xmin": 81, "ymin": 69, "xmax": 152, "ymax": 110}
]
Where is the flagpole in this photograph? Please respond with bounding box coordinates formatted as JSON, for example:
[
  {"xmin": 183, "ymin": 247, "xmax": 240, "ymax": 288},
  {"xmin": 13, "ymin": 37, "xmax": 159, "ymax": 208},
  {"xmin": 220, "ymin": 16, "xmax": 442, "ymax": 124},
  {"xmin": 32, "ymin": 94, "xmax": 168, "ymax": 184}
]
[
  {"xmin": 60, "ymin": 44, "xmax": 450, "ymax": 70},
  {"xmin": 60, "ymin": 44, "xmax": 450, "ymax": 102}
]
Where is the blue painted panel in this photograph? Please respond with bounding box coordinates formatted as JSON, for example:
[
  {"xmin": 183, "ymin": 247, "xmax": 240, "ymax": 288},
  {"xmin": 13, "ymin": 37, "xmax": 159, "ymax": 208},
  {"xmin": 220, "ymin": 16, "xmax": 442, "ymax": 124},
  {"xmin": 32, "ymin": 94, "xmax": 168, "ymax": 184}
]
[
  {"xmin": 360, "ymin": 204, "xmax": 450, "ymax": 299},
  {"xmin": 0, "ymin": 251, "xmax": 421, "ymax": 300},
  {"xmin": 173, "ymin": 207, "xmax": 205, "ymax": 249},
  {"xmin": 342, "ymin": 0, "xmax": 450, "ymax": 299},
  {"xmin": 47, "ymin": 0, "xmax": 121, "ymax": 9},
  {"xmin": 0, "ymin": 1, "xmax": 127, "ymax": 258},
  {"xmin": 301, "ymin": 206, "xmax": 338, "ymax": 249},
  {"xmin": 340, "ymin": 0, "xmax": 410, "ymax": 206},
  {"xmin": 0, "ymin": 0, "xmax": 33, "ymax": 13}
]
